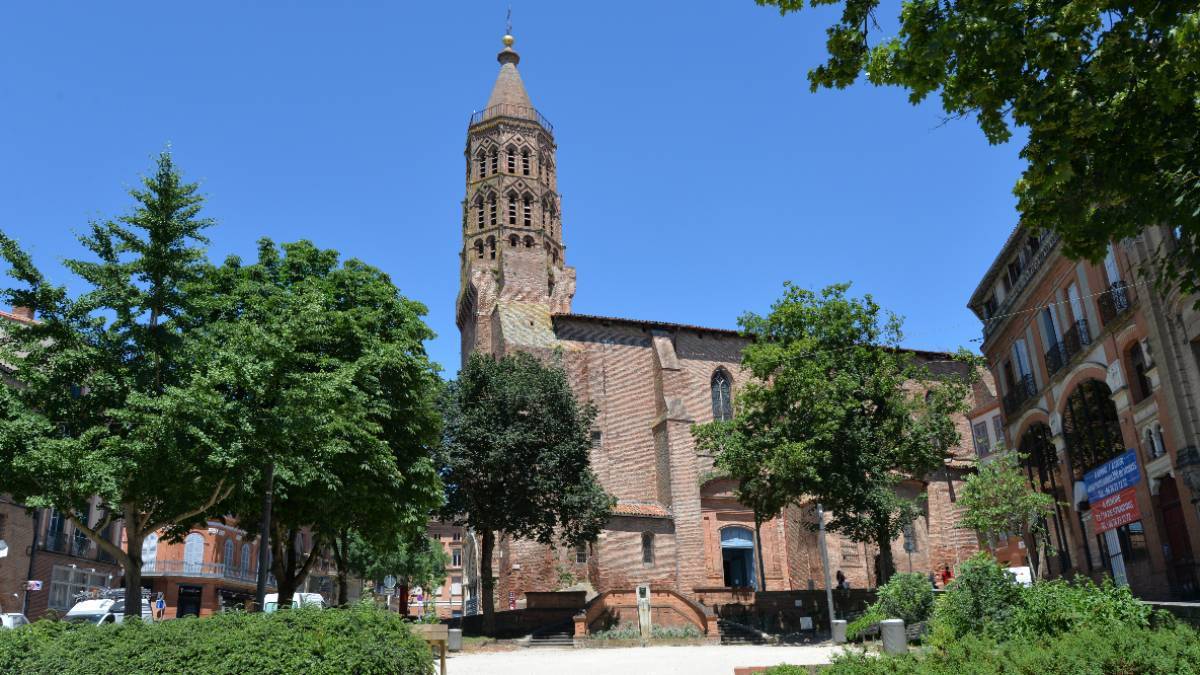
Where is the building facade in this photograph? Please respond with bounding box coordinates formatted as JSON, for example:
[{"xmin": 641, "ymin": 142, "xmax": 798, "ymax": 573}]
[
  {"xmin": 456, "ymin": 33, "xmax": 980, "ymax": 607},
  {"xmin": 968, "ymin": 225, "xmax": 1200, "ymax": 600}
]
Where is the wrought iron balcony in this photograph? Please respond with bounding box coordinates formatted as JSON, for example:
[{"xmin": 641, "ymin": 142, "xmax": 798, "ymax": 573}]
[
  {"xmin": 140, "ymin": 559, "xmax": 275, "ymax": 586},
  {"xmin": 1044, "ymin": 319, "xmax": 1093, "ymax": 378},
  {"xmin": 1002, "ymin": 373, "xmax": 1039, "ymax": 415},
  {"xmin": 469, "ymin": 104, "xmax": 553, "ymax": 134},
  {"xmin": 1097, "ymin": 282, "xmax": 1134, "ymax": 326}
]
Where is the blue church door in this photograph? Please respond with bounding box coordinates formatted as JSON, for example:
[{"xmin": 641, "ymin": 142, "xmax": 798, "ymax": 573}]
[{"xmin": 721, "ymin": 527, "xmax": 757, "ymax": 590}]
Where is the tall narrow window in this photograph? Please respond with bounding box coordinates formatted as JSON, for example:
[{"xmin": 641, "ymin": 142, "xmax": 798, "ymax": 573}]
[
  {"xmin": 506, "ymin": 147, "xmax": 516, "ymax": 173},
  {"xmin": 142, "ymin": 532, "xmax": 159, "ymax": 573},
  {"xmin": 473, "ymin": 239, "xmax": 484, "ymax": 259},
  {"xmin": 476, "ymin": 149, "xmax": 487, "ymax": 178},
  {"xmin": 972, "ymin": 421, "xmax": 992, "ymax": 457},
  {"xmin": 489, "ymin": 148, "xmax": 498, "ymax": 174},
  {"xmin": 523, "ymin": 195, "xmax": 532, "ymax": 226},
  {"xmin": 488, "ymin": 194, "xmax": 497, "ymax": 226},
  {"xmin": 487, "ymin": 236, "xmax": 496, "ymax": 260},
  {"xmin": 711, "ymin": 369, "xmax": 733, "ymax": 421},
  {"xmin": 475, "ymin": 196, "xmax": 485, "ymax": 229},
  {"xmin": 183, "ymin": 533, "xmax": 204, "ymax": 574},
  {"xmin": 576, "ymin": 545, "xmax": 588, "ymax": 564},
  {"xmin": 521, "ymin": 148, "xmax": 531, "ymax": 175},
  {"xmin": 224, "ymin": 539, "xmax": 235, "ymax": 567},
  {"xmin": 240, "ymin": 543, "xmax": 251, "ymax": 576},
  {"xmin": 507, "ymin": 193, "xmax": 518, "ymax": 225},
  {"xmin": 641, "ymin": 533, "xmax": 654, "ymax": 564}
]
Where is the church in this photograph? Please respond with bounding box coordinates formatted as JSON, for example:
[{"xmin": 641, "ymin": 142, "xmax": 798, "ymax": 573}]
[{"xmin": 456, "ymin": 32, "xmax": 984, "ymax": 607}]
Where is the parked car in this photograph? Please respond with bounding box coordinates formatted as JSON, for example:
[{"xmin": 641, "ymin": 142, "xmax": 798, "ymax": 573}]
[
  {"xmin": 0, "ymin": 613, "xmax": 29, "ymax": 629},
  {"xmin": 63, "ymin": 597, "xmax": 153, "ymax": 626},
  {"xmin": 263, "ymin": 592, "xmax": 327, "ymax": 613}
]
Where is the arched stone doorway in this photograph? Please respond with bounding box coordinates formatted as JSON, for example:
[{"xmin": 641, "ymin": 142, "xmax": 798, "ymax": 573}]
[
  {"xmin": 1019, "ymin": 423, "xmax": 1071, "ymax": 575},
  {"xmin": 720, "ymin": 526, "xmax": 756, "ymax": 590}
]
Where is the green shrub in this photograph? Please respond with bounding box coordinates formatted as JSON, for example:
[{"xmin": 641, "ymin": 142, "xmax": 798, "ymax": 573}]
[
  {"xmin": 778, "ymin": 623, "xmax": 1200, "ymax": 675},
  {"xmin": 1007, "ymin": 576, "xmax": 1151, "ymax": 640},
  {"xmin": 929, "ymin": 553, "xmax": 1021, "ymax": 641},
  {"xmin": 589, "ymin": 623, "xmax": 701, "ymax": 640},
  {"xmin": 845, "ymin": 572, "xmax": 934, "ymax": 639},
  {"xmin": 0, "ymin": 603, "xmax": 434, "ymax": 675},
  {"xmin": 877, "ymin": 572, "xmax": 935, "ymax": 626}
]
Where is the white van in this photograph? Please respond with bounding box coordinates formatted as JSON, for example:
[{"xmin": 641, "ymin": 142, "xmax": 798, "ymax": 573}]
[
  {"xmin": 63, "ymin": 597, "xmax": 153, "ymax": 626},
  {"xmin": 263, "ymin": 592, "xmax": 327, "ymax": 613}
]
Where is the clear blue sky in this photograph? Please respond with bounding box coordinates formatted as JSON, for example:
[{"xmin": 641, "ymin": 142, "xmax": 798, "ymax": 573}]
[{"xmin": 0, "ymin": 2, "xmax": 1023, "ymax": 376}]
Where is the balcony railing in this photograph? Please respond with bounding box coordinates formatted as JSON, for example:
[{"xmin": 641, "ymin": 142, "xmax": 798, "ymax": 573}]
[
  {"xmin": 1002, "ymin": 373, "xmax": 1039, "ymax": 415},
  {"xmin": 1097, "ymin": 281, "xmax": 1134, "ymax": 326},
  {"xmin": 468, "ymin": 104, "xmax": 553, "ymax": 134},
  {"xmin": 141, "ymin": 559, "xmax": 275, "ymax": 587},
  {"xmin": 1044, "ymin": 319, "xmax": 1093, "ymax": 378},
  {"xmin": 982, "ymin": 231, "xmax": 1061, "ymax": 340}
]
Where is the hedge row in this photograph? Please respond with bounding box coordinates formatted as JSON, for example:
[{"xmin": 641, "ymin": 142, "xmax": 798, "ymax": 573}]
[
  {"xmin": 769, "ymin": 623, "xmax": 1200, "ymax": 675},
  {"xmin": 0, "ymin": 604, "xmax": 433, "ymax": 675}
]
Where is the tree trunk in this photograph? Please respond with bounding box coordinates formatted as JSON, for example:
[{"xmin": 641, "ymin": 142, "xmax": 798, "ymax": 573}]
[
  {"xmin": 274, "ymin": 528, "xmax": 298, "ymax": 610},
  {"xmin": 332, "ymin": 530, "xmax": 350, "ymax": 607},
  {"xmin": 481, "ymin": 530, "xmax": 496, "ymax": 637},
  {"xmin": 122, "ymin": 504, "xmax": 144, "ymax": 619},
  {"xmin": 754, "ymin": 515, "xmax": 767, "ymax": 592},
  {"xmin": 336, "ymin": 572, "xmax": 350, "ymax": 608},
  {"xmin": 875, "ymin": 521, "xmax": 896, "ymax": 586}
]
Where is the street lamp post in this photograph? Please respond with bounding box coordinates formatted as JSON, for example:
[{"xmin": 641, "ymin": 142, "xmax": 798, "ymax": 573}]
[{"xmin": 816, "ymin": 503, "xmax": 836, "ymax": 632}]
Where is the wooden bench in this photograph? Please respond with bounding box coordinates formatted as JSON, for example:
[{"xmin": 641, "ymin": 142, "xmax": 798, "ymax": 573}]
[{"xmin": 411, "ymin": 624, "xmax": 448, "ymax": 675}]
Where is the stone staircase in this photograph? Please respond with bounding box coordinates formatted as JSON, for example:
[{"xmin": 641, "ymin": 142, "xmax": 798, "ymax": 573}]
[
  {"xmin": 717, "ymin": 618, "xmax": 769, "ymax": 645},
  {"xmin": 527, "ymin": 620, "xmax": 576, "ymax": 648}
]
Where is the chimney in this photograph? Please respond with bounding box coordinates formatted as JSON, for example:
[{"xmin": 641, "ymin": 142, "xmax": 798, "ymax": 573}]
[{"xmin": 10, "ymin": 306, "xmax": 33, "ymax": 321}]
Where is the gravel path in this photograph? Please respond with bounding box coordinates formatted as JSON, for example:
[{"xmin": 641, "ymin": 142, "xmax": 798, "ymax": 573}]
[{"xmin": 446, "ymin": 644, "xmax": 845, "ymax": 675}]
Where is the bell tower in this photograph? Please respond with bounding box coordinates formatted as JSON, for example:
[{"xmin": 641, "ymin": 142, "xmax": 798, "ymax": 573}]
[{"xmin": 457, "ymin": 31, "xmax": 575, "ymax": 363}]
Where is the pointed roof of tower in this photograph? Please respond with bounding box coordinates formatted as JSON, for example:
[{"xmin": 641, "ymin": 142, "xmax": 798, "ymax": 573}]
[{"xmin": 485, "ymin": 33, "xmax": 534, "ymax": 111}]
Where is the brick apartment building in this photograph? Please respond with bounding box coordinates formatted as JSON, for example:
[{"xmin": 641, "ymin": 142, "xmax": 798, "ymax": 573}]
[
  {"xmin": 968, "ymin": 225, "xmax": 1200, "ymax": 600},
  {"xmin": 454, "ymin": 33, "xmax": 981, "ymax": 608}
]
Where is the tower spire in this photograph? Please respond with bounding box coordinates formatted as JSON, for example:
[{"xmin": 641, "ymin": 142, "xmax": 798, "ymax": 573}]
[{"xmin": 486, "ymin": 17, "xmax": 532, "ymax": 111}]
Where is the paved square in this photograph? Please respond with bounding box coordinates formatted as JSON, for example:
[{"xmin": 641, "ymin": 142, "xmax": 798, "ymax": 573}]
[{"xmin": 446, "ymin": 644, "xmax": 843, "ymax": 675}]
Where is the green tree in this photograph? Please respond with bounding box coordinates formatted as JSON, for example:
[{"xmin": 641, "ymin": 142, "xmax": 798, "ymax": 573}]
[
  {"xmin": 759, "ymin": 0, "xmax": 1200, "ymax": 295},
  {"xmin": 957, "ymin": 450, "xmax": 1057, "ymax": 579},
  {"xmin": 189, "ymin": 240, "xmax": 443, "ymax": 609},
  {"xmin": 731, "ymin": 283, "xmax": 972, "ymax": 584},
  {"xmin": 0, "ymin": 153, "xmax": 246, "ymax": 617},
  {"xmin": 693, "ymin": 419, "xmax": 789, "ymax": 590},
  {"xmin": 440, "ymin": 352, "xmax": 614, "ymax": 635},
  {"xmin": 330, "ymin": 528, "xmax": 448, "ymax": 606}
]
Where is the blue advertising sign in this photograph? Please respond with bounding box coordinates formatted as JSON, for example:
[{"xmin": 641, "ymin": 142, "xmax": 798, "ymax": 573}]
[{"xmin": 1083, "ymin": 450, "xmax": 1141, "ymax": 502}]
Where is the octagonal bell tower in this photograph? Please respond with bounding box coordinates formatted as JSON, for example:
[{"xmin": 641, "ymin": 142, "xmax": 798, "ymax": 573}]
[{"xmin": 457, "ymin": 32, "xmax": 575, "ymax": 364}]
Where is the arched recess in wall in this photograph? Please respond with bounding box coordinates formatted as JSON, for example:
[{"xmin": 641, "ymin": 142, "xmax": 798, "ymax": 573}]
[
  {"xmin": 1061, "ymin": 379, "xmax": 1125, "ymax": 482},
  {"xmin": 1019, "ymin": 422, "xmax": 1072, "ymax": 574}
]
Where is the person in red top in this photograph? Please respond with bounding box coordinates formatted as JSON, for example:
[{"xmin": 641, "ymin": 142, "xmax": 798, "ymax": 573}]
[{"xmin": 940, "ymin": 564, "xmax": 954, "ymax": 586}]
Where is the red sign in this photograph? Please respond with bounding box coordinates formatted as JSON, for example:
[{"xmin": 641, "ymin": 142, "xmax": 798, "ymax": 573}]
[{"xmin": 1093, "ymin": 486, "xmax": 1141, "ymax": 534}]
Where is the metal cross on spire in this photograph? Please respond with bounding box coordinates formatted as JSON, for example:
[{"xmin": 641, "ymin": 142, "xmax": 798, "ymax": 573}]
[{"xmin": 506, "ymin": 6, "xmax": 512, "ymax": 35}]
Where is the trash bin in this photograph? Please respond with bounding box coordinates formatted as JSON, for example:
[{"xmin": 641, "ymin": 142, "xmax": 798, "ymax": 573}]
[
  {"xmin": 831, "ymin": 619, "xmax": 847, "ymax": 644},
  {"xmin": 448, "ymin": 628, "xmax": 463, "ymax": 652},
  {"xmin": 880, "ymin": 619, "xmax": 906, "ymax": 655}
]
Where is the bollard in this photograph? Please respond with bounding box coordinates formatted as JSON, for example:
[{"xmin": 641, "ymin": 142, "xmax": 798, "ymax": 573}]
[
  {"xmin": 879, "ymin": 619, "xmax": 906, "ymax": 655},
  {"xmin": 831, "ymin": 619, "xmax": 847, "ymax": 644},
  {"xmin": 448, "ymin": 628, "xmax": 463, "ymax": 652}
]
